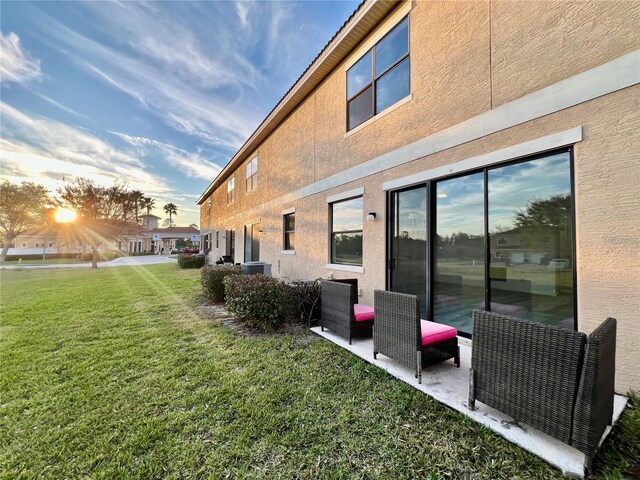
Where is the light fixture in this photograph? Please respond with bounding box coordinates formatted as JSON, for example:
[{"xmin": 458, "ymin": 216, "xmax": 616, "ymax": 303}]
[{"xmin": 367, "ymin": 212, "xmax": 377, "ymax": 222}]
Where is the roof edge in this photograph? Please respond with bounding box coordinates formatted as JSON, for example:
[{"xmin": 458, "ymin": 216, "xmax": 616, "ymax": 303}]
[{"xmin": 197, "ymin": 0, "xmax": 400, "ymax": 205}]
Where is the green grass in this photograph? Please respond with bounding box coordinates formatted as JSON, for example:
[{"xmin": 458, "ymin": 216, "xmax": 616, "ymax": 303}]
[{"xmin": 0, "ymin": 264, "xmax": 637, "ymax": 479}]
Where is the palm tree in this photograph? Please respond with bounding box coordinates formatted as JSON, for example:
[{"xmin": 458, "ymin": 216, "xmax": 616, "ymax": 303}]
[
  {"xmin": 163, "ymin": 203, "xmax": 177, "ymax": 226},
  {"xmin": 130, "ymin": 190, "xmax": 144, "ymax": 222},
  {"xmin": 140, "ymin": 197, "xmax": 155, "ymax": 215}
]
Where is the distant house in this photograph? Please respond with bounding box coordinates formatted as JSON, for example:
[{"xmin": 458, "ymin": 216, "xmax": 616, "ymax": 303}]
[{"xmin": 9, "ymin": 214, "xmax": 200, "ymax": 257}]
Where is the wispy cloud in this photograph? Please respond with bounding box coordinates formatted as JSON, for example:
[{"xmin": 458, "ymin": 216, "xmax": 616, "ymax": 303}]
[
  {"xmin": 0, "ymin": 102, "xmax": 170, "ymax": 197},
  {"xmin": 108, "ymin": 130, "xmax": 222, "ymax": 180},
  {"xmin": 0, "ymin": 32, "xmax": 42, "ymax": 85}
]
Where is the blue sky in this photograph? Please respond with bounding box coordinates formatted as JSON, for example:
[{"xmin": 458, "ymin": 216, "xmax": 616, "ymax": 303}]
[{"xmin": 0, "ymin": 1, "xmax": 358, "ymax": 226}]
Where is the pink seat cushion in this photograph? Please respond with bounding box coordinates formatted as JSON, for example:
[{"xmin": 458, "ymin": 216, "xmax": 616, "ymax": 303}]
[
  {"xmin": 354, "ymin": 304, "xmax": 375, "ymax": 322},
  {"xmin": 420, "ymin": 320, "xmax": 457, "ymax": 346}
]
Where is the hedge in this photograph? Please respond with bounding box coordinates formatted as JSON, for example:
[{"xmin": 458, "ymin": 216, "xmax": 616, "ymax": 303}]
[
  {"xmin": 201, "ymin": 265, "xmax": 241, "ymax": 303},
  {"xmin": 223, "ymin": 274, "xmax": 295, "ymax": 330},
  {"xmin": 178, "ymin": 253, "xmax": 205, "ymax": 269}
]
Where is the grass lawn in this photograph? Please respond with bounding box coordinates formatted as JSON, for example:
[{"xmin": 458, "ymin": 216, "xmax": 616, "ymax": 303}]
[{"xmin": 1, "ymin": 264, "xmax": 637, "ymax": 479}]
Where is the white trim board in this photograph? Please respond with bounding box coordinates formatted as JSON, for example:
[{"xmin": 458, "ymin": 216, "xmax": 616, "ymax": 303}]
[
  {"xmin": 326, "ymin": 263, "xmax": 365, "ymax": 274},
  {"xmin": 326, "ymin": 187, "xmax": 365, "ymax": 203},
  {"xmin": 383, "ymin": 127, "xmax": 583, "ymax": 190},
  {"xmin": 209, "ymin": 50, "xmax": 639, "ymax": 226}
]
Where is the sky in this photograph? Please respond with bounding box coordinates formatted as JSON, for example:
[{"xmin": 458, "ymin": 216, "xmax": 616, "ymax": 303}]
[{"xmin": 0, "ymin": 1, "xmax": 358, "ymax": 227}]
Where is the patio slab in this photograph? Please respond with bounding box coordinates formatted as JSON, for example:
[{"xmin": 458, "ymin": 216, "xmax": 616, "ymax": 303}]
[{"xmin": 310, "ymin": 327, "xmax": 627, "ymax": 478}]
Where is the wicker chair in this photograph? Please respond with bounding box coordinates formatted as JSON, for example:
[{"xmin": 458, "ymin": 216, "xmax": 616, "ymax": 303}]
[
  {"xmin": 373, "ymin": 290, "xmax": 459, "ymax": 383},
  {"xmin": 320, "ymin": 279, "xmax": 373, "ymax": 344},
  {"xmin": 469, "ymin": 309, "xmax": 616, "ymax": 472}
]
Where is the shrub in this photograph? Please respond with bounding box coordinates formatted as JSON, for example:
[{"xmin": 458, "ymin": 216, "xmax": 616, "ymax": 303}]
[
  {"xmin": 223, "ymin": 274, "xmax": 295, "ymax": 330},
  {"xmin": 288, "ymin": 279, "xmax": 322, "ymax": 326},
  {"xmin": 80, "ymin": 252, "xmax": 93, "ymax": 261},
  {"xmin": 201, "ymin": 265, "xmax": 241, "ymax": 303},
  {"xmin": 183, "ymin": 248, "xmax": 200, "ymax": 254},
  {"xmin": 99, "ymin": 251, "xmax": 121, "ymax": 262},
  {"xmin": 178, "ymin": 253, "xmax": 205, "ymax": 269}
]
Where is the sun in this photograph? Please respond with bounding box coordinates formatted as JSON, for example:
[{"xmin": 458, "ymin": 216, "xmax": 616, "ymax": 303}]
[{"xmin": 55, "ymin": 208, "xmax": 77, "ymax": 223}]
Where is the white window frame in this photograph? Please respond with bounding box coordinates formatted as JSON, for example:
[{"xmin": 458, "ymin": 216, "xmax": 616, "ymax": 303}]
[
  {"xmin": 227, "ymin": 176, "xmax": 236, "ymax": 205},
  {"xmin": 246, "ymin": 156, "xmax": 258, "ymax": 192}
]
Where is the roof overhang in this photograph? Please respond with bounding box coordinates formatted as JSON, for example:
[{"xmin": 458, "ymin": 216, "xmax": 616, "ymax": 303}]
[{"xmin": 197, "ymin": 0, "xmax": 400, "ymax": 205}]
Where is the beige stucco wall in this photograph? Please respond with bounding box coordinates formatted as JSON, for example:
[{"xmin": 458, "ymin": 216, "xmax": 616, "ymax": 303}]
[{"xmin": 199, "ymin": 1, "xmax": 640, "ymax": 393}]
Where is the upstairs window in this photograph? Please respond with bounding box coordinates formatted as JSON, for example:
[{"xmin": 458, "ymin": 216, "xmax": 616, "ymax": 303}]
[
  {"xmin": 346, "ymin": 16, "xmax": 410, "ymax": 131},
  {"xmin": 227, "ymin": 177, "xmax": 235, "ymax": 205},
  {"xmin": 207, "ymin": 198, "xmax": 212, "ymax": 217},
  {"xmin": 283, "ymin": 213, "xmax": 295, "ymax": 251},
  {"xmin": 246, "ymin": 156, "xmax": 258, "ymax": 192}
]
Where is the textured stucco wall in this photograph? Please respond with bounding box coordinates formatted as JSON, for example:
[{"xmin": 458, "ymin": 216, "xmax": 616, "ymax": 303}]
[{"xmin": 199, "ymin": 1, "xmax": 640, "ymax": 393}]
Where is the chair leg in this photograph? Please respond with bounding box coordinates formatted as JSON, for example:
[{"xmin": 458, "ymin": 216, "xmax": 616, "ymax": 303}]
[
  {"xmin": 373, "ymin": 351, "xmax": 377, "ymax": 359},
  {"xmin": 468, "ymin": 368, "xmax": 475, "ymax": 410},
  {"xmin": 321, "ymin": 325, "xmax": 324, "ymax": 332},
  {"xmin": 455, "ymin": 346, "xmax": 460, "ymax": 367},
  {"xmin": 417, "ymin": 351, "xmax": 422, "ymax": 384},
  {"xmin": 349, "ymin": 337, "xmax": 352, "ymax": 345}
]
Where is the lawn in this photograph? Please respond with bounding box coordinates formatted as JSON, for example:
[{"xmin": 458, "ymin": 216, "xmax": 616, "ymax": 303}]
[{"xmin": 0, "ymin": 264, "xmax": 637, "ymax": 479}]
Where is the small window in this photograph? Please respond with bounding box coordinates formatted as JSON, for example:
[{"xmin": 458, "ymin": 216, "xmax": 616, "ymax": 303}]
[
  {"xmin": 216, "ymin": 231, "xmax": 219, "ymax": 249},
  {"xmin": 35, "ymin": 242, "xmax": 39, "ymax": 248},
  {"xmin": 49, "ymin": 242, "xmax": 53, "ymax": 247},
  {"xmin": 283, "ymin": 213, "xmax": 295, "ymax": 251},
  {"xmin": 227, "ymin": 177, "xmax": 235, "ymax": 204},
  {"xmin": 21, "ymin": 242, "xmax": 26, "ymax": 248},
  {"xmin": 346, "ymin": 16, "xmax": 410, "ymax": 131},
  {"xmin": 246, "ymin": 156, "xmax": 258, "ymax": 192},
  {"xmin": 330, "ymin": 197, "xmax": 363, "ymax": 265},
  {"xmin": 207, "ymin": 198, "xmax": 212, "ymax": 217}
]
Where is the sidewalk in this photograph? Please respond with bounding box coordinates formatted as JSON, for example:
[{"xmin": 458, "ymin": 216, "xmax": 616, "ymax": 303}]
[{"xmin": 0, "ymin": 255, "xmax": 177, "ymax": 269}]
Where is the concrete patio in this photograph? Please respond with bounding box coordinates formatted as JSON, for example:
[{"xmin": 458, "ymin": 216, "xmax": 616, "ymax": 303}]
[{"xmin": 311, "ymin": 327, "xmax": 627, "ymax": 478}]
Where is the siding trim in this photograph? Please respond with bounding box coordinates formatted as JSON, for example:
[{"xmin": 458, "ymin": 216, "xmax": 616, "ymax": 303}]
[
  {"xmin": 326, "ymin": 187, "xmax": 365, "ymax": 203},
  {"xmin": 382, "ymin": 126, "xmax": 583, "ymax": 190},
  {"xmin": 326, "ymin": 263, "xmax": 365, "ymax": 273}
]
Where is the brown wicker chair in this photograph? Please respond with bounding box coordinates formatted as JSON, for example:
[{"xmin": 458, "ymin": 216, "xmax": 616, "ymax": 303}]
[
  {"xmin": 320, "ymin": 279, "xmax": 373, "ymax": 344},
  {"xmin": 469, "ymin": 309, "xmax": 616, "ymax": 472},
  {"xmin": 373, "ymin": 290, "xmax": 459, "ymax": 383}
]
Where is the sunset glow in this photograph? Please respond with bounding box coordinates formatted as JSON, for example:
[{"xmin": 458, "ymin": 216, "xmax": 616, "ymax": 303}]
[{"xmin": 55, "ymin": 208, "xmax": 77, "ymax": 223}]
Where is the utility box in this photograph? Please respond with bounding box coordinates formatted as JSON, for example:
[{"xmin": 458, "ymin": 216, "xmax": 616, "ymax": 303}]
[{"xmin": 241, "ymin": 261, "xmax": 272, "ymax": 276}]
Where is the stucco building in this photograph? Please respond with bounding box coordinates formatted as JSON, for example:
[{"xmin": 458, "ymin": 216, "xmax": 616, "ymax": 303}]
[{"xmin": 197, "ymin": 0, "xmax": 639, "ymax": 393}]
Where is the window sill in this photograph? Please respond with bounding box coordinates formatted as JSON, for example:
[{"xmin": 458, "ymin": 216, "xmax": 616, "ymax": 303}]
[
  {"xmin": 326, "ymin": 263, "xmax": 364, "ymax": 273},
  {"xmin": 344, "ymin": 94, "xmax": 412, "ymax": 139},
  {"xmin": 281, "ymin": 250, "xmax": 295, "ymax": 255}
]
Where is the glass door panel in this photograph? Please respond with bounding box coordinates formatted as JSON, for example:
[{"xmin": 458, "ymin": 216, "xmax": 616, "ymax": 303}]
[
  {"xmin": 389, "ymin": 186, "xmax": 428, "ymax": 313},
  {"xmin": 488, "ymin": 152, "xmax": 574, "ymax": 329},
  {"xmin": 433, "ymin": 173, "xmax": 485, "ymax": 336}
]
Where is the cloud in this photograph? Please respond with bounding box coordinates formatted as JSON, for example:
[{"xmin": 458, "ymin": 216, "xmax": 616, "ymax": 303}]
[
  {"xmin": 0, "ymin": 102, "xmax": 170, "ymax": 197},
  {"xmin": 0, "ymin": 32, "xmax": 42, "ymax": 85},
  {"xmin": 108, "ymin": 130, "xmax": 222, "ymax": 180}
]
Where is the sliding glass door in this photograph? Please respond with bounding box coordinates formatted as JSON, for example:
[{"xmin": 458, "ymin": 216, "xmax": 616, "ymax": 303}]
[
  {"xmin": 387, "ymin": 148, "xmax": 575, "ymax": 336},
  {"xmin": 389, "ymin": 186, "xmax": 428, "ymax": 313},
  {"xmin": 433, "ymin": 173, "xmax": 485, "ymax": 336}
]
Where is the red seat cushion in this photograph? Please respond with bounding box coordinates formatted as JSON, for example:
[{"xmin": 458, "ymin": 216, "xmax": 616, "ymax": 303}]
[
  {"xmin": 420, "ymin": 320, "xmax": 457, "ymax": 345},
  {"xmin": 354, "ymin": 304, "xmax": 375, "ymax": 322}
]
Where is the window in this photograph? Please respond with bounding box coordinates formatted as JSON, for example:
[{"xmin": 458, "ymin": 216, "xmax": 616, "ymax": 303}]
[
  {"xmin": 283, "ymin": 213, "xmax": 295, "ymax": 251},
  {"xmin": 21, "ymin": 242, "xmax": 26, "ymax": 248},
  {"xmin": 207, "ymin": 198, "xmax": 212, "ymax": 217},
  {"xmin": 330, "ymin": 197, "xmax": 363, "ymax": 265},
  {"xmin": 35, "ymin": 242, "xmax": 39, "ymax": 248},
  {"xmin": 216, "ymin": 231, "xmax": 219, "ymax": 249},
  {"xmin": 227, "ymin": 177, "xmax": 235, "ymax": 204},
  {"xmin": 246, "ymin": 156, "xmax": 258, "ymax": 192},
  {"xmin": 48, "ymin": 242, "xmax": 53, "ymax": 247},
  {"xmin": 346, "ymin": 16, "xmax": 409, "ymax": 131}
]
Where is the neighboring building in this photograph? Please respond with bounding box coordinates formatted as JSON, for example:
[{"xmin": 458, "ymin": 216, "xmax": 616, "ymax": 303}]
[
  {"xmin": 10, "ymin": 218, "xmax": 200, "ymax": 256},
  {"xmin": 197, "ymin": 1, "xmax": 639, "ymax": 393}
]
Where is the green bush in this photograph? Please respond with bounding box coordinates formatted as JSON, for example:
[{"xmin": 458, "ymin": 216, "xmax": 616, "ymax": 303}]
[
  {"xmin": 178, "ymin": 253, "xmax": 205, "ymax": 269},
  {"xmin": 223, "ymin": 274, "xmax": 295, "ymax": 330},
  {"xmin": 80, "ymin": 252, "xmax": 93, "ymax": 261},
  {"xmin": 201, "ymin": 265, "xmax": 241, "ymax": 303},
  {"xmin": 99, "ymin": 251, "xmax": 121, "ymax": 262}
]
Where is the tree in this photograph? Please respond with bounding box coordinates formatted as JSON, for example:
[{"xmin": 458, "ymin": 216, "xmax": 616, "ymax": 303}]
[
  {"xmin": 163, "ymin": 203, "xmax": 177, "ymax": 225},
  {"xmin": 130, "ymin": 190, "xmax": 144, "ymax": 222},
  {"xmin": 0, "ymin": 180, "xmax": 52, "ymax": 262},
  {"xmin": 57, "ymin": 178, "xmax": 142, "ymax": 268},
  {"xmin": 513, "ymin": 195, "xmax": 571, "ymax": 228},
  {"xmin": 140, "ymin": 197, "xmax": 155, "ymax": 215}
]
